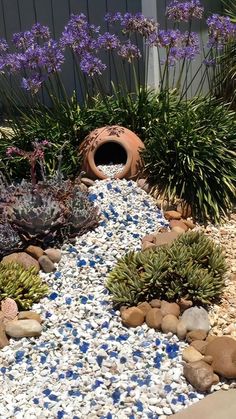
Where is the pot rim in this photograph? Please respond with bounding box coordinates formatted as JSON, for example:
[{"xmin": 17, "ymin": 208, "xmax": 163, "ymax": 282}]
[{"xmin": 87, "ymin": 137, "xmax": 133, "ymax": 180}]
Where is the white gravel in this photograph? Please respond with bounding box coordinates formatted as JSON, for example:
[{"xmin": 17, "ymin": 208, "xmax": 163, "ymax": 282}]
[{"xmin": 97, "ymin": 164, "xmax": 125, "ymax": 178}]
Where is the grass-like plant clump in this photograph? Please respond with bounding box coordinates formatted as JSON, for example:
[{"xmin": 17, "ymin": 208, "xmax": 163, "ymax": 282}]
[
  {"xmin": 106, "ymin": 231, "xmax": 227, "ymax": 307},
  {"xmin": 0, "ymin": 263, "xmax": 49, "ymax": 309},
  {"xmin": 142, "ymin": 96, "xmax": 236, "ymax": 223}
]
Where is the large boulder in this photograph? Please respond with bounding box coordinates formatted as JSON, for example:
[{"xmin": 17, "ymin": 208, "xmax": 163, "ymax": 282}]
[
  {"xmin": 161, "ymin": 301, "xmax": 180, "ymax": 318},
  {"xmin": 204, "ymin": 336, "xmax": 236, "ymax": 379}
]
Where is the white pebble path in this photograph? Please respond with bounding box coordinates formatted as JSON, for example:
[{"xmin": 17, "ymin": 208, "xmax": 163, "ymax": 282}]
[{"xmin": 0, "ymin": 178, "xmax": 227, "ymax": 419}]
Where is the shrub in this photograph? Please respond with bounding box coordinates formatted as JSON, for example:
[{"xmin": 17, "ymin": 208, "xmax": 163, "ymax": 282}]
[
  {"xmin": 0, "ymin": 262, "xmax": 49, "ymax": 309},
  {"xmin": 142, "ymin": 96, "xmax": 236, "ymax": 223},
  {"xmin": 106, "ymin": 231, "xmax": 226, "ymax": 307}
]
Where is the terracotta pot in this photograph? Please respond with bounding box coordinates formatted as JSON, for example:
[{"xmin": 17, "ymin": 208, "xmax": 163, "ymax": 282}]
[{"xmin": 79, "ymin": 125, "xmax": 144, "ymax": 180}]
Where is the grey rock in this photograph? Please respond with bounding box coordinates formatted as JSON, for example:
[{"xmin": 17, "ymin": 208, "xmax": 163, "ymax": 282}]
[{"xmin": 181, "ymin": 306, "xmax": 210, "ymax": 332}]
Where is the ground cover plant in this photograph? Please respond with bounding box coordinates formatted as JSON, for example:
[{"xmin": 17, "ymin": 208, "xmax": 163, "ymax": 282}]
[{"xmin": 106, "ymin": 231, "xmax": 227, "ymax": 307}]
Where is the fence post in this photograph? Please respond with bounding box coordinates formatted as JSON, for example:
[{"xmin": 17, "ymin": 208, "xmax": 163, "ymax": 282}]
[{"xmin": 141, "ymin": 0, "xmax": 159, "ymax": 89}]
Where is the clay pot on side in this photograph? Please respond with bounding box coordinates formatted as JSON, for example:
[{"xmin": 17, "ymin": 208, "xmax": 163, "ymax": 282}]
[{"xmin": 79, "ymin": 125, "xmax": 145, "ymax": 180}]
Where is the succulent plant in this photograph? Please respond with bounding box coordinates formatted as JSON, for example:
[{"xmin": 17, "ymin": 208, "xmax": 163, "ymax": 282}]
[
  {"xmin": 106, "ymin": 231, "xmax": 227, "ymax": 307},
  {"xmin": 10, "ymin": 191, "xmax": 64, "ymax": 247},
  {"xmin": 64, "ymin": 187, "xmax": 99, "ymax": 238},
  {"xmin": 0, "ymin": 222, "xmax": 23, "ymax": 260},
  {"xmin": 0, "ymin": 262, "xmax": 49, "ymax": 309}
]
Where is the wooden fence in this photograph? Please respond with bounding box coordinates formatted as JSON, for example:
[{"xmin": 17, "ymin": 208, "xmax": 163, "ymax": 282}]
[{"xmin": 0, "ymin": 0, "xmax": 223, "ymax": 102}]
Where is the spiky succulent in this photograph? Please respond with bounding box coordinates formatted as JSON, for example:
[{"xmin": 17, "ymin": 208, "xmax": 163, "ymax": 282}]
[
  {"xmin": 106, "ymin": 231, "xmax": 227, "ymax": 307},
  {"xmin": 1, "ymin": 178, "xmax": 99, "ymax": 249},
  {"xmin": 0, "ymin": 262, "xmax": 49, "ymax": 309},
  {"xmin": 64, "ymin": 187, "xmax": 99, "ymax": 238},
  {"xmin": 0, "ymin": 222, "xmax": 23, "ymax": 260},
  {"xmin": 10, "ymin": 191, "xmax": 64, "ymax": 247}
]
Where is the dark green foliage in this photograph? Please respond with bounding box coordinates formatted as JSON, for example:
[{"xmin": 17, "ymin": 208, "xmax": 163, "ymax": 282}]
[
  {"xmin": 0, "ymin": 178, "xmax": 99, "ymax": 252},
  {"xmin": 1, "ymin": 89, "xmax": 161, "ymax": 179},
  {"xmin": 0, "ymin": 262, "xmax": 49, "ymax": 309},
  {"xmin": 106, "ymin": 231, "xmax": 226, "ymax": 307},
  {"xmin": 142, "ymin": 96, "xmax": 236, "ymax": 223}
]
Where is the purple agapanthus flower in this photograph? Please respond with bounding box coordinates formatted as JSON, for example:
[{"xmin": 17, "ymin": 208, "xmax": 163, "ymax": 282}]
[
  {"xmin": 104, "ymin": 12, "xmax": 123, "ymax": 24},
  {"xmin": 21, "ymin": 73, "xmax": 45, "ymax": 93},
  {"xmin": 80, "ymin": 52, "xmax": 106, "ymax": 76},
  {"xmin": 105, "ymin": 12, "xmax": 158, "ymax": 38},
  {"xmin": 118, "ymin": 40, "xmax": 141, "ymax": 62},
  {"xmin": 97, "ymin": 32, "xmax": 120, "ymax": 50},
  {"xmin": 31, "ymin": 23, "xmax": 51, "ymax": 39},
  {"xmin": 166, "ymin": 0, "xmax": 204, "ymax": 22},
  {"xmin": 60, "ymin": 13, "xmax": 100, "ymax": 55},
  {"xmin": 41, "ymin": 40, "xmax": 64, "ymax": 73},
  {"xmin": 0, "ymin": 38, "xmax": 9, "ymax": 54},
  {"xmin": 148, "ymin": 29, "xmax": 182, "ymax": 48},
  {"xmin": 207, "ymin": 14, "xmax": 236, "ymax": 48},
  {"xmin": 4, "ymin": 53, "xmax": 25, "ymax": 73},
  {"xmin": 12, "ymin": 30, "xmax": 34, "ymax": 50}
]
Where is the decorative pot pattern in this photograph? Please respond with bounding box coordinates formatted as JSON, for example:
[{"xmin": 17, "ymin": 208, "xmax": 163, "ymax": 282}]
[{"xmin": 79, "ymin": 125, "xmax": 145, "ymax": 180}]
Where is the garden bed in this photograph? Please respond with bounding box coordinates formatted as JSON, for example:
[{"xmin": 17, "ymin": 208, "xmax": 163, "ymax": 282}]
[{"xmin": 0, "ymin": 178, "xmax": 235, "ymax": 418}]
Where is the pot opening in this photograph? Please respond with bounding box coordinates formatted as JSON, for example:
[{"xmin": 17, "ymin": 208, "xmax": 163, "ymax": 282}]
[{"xmin": 94, "ymin": 141, "xmax": 127, "ymax": 166}]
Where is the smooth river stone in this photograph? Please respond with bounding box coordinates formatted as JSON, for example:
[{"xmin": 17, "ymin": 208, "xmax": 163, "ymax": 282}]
[{"xmin": 5, "ymin": 319, "xmax": 42, "ymax": 338}]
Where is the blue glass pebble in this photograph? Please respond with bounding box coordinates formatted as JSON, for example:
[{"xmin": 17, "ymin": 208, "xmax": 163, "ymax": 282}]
[
  {"xmin": 120, "ymin": 356, "xmax": 127, "ymax": 364},
  {"xmin": 136, "ymin": 400, "xmax": 144, "ymax": 412},
  {"xmin": 96, "ymin": 356, "xmax": 104, "ymax": 367},
  {"xmin": 80, "ymin": 342, "xmax": 89, "ymax": 353},
  {"xmin": 48, "ymin": 394, "xmax": 58, "ymax": 401},
  {"xmin": 33, "ymin": 398, "xmax": 39, "ymax": 405},
  {"xmin": 45, "ymin": 311, "xmax": 52, "ymax": 318},
  {"xmin": 101, "ymin": 321, "xmax": 109, "ymax": 328},
  {"xmin": 77, "ymin": 259, "xmax": 87, "ymax": 267},
  {"xmin": 1, "ymin": 367, "xmax": 6, "ymax": 373},
  {"xmin": 164, "ymin": 384, "xmax": 172, "ymax": 393},
  {"xmin": 66, "ymin": 370, "xmax": 73, "ymax": 378},
  {"xmin": 80, "ymin": 296, "xmax": 88, "ymax": 304},
  {"xmin": 15, "ymin": 350, "xmax": 25, "ymax": 359},
  {"xmin": 178, "ymin": 394, "xmax": 186, "ymax": 403},
  {"xmin": 106, "ymin": 183, "xmax": 112, "ymax": 190},
  {"xmin": 43, "ymin": 389, "xmax": 51, "ymax": 396},
  {"xmin": 89, "ymin": 260, "xmax": 96, "ymax": 267},
  {"xmin": 189, "ymin": 392, "xmax": 197, "ymax": 399},
  {"xmin": 171, "ymin": 398, "xmax": 177, "ymax": 405},
  {"xmin": 65, "ymin": 297, "xmax": 72, "ymax": 305},
  {"xmin": 73, "ymin": 338, "xmax": 80, "ymax": 345},
  {"xmin": 92, "ymin": 379, "xmax": 103, "ymax": 390},
  {"xmin": 111, "ymin": 388, "xmax": 121, "ymax": 404},
  {"xmin": 40, "ymin": 356, "xmax": 47, "ymax": 364},
  {"xmin": 57, "ymin": 411, "xmax": 65, "ymax": 419},
  {"xmin": 54, "ymin": 271, "xmax": 61, "ymax": 279},
  {"xmin": 68, "ymin": 390, "xmax": 82, "ymax": 397},
  {"xmin": 59, "ymin": 374, "xmax": 65, "ymax": 379},
  {"xmin": 44, "ymin": 402, "xmax": 50, "ymax": 409},
  {"xmin": 49, "ymin": 292, "xmax": 58, "ymax": 301},
  {"xmin": 88, "ymin": 193, "xmax": 97, "ymax": 202}
]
